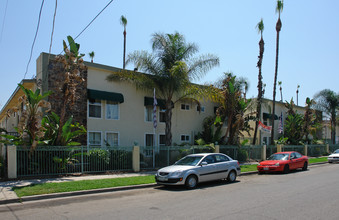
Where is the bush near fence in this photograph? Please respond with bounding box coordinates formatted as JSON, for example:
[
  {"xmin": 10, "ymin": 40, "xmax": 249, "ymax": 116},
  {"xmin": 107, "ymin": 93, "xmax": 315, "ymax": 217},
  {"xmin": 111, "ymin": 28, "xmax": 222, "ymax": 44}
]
[{"xmin": 16, "ymin": 146, "xmax": 133, "ymax": 177}]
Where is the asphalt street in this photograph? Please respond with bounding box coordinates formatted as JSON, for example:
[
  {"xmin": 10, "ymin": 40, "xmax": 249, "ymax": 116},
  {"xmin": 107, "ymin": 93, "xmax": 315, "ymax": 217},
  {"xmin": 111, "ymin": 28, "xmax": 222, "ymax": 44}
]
[{"xmin": 1, "ymin": 163, "xmax": 338, "ymax": 220}]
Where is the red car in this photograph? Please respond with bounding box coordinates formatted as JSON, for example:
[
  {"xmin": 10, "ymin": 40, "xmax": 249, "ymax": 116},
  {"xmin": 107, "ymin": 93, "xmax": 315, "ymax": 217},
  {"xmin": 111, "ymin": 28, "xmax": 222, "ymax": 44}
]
[{"xmin": 257, "ymin": 151, "xmax": 308, "ymax": 174}]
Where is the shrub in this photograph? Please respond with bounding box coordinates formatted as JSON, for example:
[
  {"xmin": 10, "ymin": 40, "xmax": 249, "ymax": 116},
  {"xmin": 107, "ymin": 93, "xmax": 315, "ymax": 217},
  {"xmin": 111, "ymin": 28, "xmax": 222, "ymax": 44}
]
[{"xmin": 237, "ymin": 149, "xmax": 248, "ymax": 162}]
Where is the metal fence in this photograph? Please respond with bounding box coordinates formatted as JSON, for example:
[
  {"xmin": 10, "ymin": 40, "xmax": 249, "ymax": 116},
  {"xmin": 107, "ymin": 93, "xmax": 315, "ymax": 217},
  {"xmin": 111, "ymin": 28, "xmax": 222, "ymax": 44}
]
[
  {"xmin": 14, "ymin": 144, "xmax": 339, "ymax": 177},
  {"xmin": 282, "ymin": 145, "xmax": 305, "ymax": 155},
  {"xmin": 140, "ymin": 145, "xmax": 215, "ymax": 169},
  {"xmin": 329, "ymin": 145, "xmax": 339, "ymax": 153},
  {"xmin": 17, "ymin": 146, "xmax": 133, "ymax": 177}
]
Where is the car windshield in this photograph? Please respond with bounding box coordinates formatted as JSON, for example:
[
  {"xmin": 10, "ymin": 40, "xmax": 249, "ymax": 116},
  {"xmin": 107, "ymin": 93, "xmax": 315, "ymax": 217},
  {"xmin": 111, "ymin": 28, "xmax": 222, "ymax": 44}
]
[
  {"xmin": 334, "ymin": 149, "xmax": 339, "ymax": 154},
  {"xmin": 268, "ymin": 153, "xmax": 289, "ymax": 161},
  {"xmin": 175, "ymin": 156, "xmax": 203, "ymax": 166}
]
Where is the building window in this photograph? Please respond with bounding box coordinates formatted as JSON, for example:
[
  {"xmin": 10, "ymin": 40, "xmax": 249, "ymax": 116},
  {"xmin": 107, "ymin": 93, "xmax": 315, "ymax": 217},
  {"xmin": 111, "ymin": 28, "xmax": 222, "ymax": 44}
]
[
  {"xmin": 181, "ymin": 135, "xmax": 190, "ymax": 142},
  {"xmin": 181, "ymin": 104, "xmax": 190, "ymax": 110},
  {"xmin": 144, "ymin": 134, "xmax": 154, "ymax": 157},
  {"xmin": 159, "ymin": 134, "xmax": 166, "ymax": 146},
  {"xmin": 89, "ymin": 99, "xmax": 102, "ymax": 118},
  {"xmin": 106, "ymin": 101, "xmax": 119, "ymax": 120},
  {"xmin": 196, "ymin": 105, "xmax": 205, "ymax": 112},
  {"xmin": 159, "ymin": 108, "xmax": 166, "ymax": 123},
  {"xmin": 89, "ymin": 131, "xmax": 102, "ymax": 146},
  {"xmin": 145, "ymin": 134, "xmax": 154, "ymax": 146},
  {"xmin": 106, "ymin": 132, "xmax": 119, "ymax": 146},
  {"xmin": 145, "ymin": 106, "xmax": 153, "ymax": 122}
]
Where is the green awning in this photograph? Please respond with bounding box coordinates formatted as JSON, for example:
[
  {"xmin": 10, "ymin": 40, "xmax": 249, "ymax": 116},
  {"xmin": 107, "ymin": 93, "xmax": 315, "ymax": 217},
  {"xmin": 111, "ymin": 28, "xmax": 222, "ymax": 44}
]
[
  {"xmin": 88, "ymin": 89, "xmax": 124, "ymax": 103},
  {"xmin": 263, "ymin": 113, "xmax": 278, "ymax": 120},
  {"xmin": 144, "ymin": 97, "xmax": 173, "ymax": 109}
]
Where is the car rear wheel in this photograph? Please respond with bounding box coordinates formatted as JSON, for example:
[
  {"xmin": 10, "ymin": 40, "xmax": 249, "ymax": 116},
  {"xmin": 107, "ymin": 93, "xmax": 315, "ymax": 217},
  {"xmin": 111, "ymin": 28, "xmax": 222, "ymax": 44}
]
[
  {"xmin": 302, "ymin": 162, "xmax": 308, "ymax": 171},
  {"xmin": 227, "ymin": 170, "xmax": 237, "ymax": 182},
  {"xmin": 283, "ymin": 165, "xmax": 289, "ymax": 174},
  {"xmin": 185, "ymin": 175, "xmax": 198, "ymax": 189}
]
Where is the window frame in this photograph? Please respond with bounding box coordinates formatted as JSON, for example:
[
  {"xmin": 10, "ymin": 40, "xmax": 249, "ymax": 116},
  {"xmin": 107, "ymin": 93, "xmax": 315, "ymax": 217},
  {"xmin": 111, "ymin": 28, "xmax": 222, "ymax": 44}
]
[
  {"xmin": 180, "ymin": 134, "xmax": 190, "ymax": 143},
  {"xmin": 105, "ymin": 131, "xmax": 119, "ymax": 147},
  {"xmin": 181, "ymin": 103, "xmax": 190, "ymax": 111},
  {"xmin": 88, "ymin": 99, "xmax": 102, "ymax": 119},
  {"xmin": 106, "ymin": 100, "xmax": 120, "ymax": 120},
  {"xmin": 88, "ymin": 131, "xmax": 102, "ymax": 146}
]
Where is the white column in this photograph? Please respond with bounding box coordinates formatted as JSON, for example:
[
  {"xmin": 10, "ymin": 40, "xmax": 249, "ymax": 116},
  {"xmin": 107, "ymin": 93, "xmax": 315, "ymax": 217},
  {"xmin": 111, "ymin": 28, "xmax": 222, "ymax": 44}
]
[{"xmin": 7, "ymin": 145, "xmax": 17, "ymax": 179}]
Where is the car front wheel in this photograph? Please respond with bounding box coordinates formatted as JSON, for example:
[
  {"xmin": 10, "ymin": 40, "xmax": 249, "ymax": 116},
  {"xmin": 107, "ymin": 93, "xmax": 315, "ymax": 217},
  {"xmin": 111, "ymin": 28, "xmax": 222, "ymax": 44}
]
[
  {"xmin": 283, "ymin": 165, "xmax": 289, "ymax": 174},
  {"xmin": 227, "ymin": 170, "xmax": 237, "ymax": 182},
  {"xmin": 185, "ymin": 175, "xmax": 198, "ymax": 189},
  {"xmin": 302, "ymin": 162, "xmax": 308, "ymax": 171}
]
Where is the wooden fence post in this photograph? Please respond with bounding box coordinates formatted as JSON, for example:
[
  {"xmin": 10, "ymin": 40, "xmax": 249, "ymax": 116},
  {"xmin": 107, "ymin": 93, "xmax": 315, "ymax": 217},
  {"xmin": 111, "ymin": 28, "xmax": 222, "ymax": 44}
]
[{"xmin": 304, "ymin": 145, "xmax": 308, "ymax": 156}]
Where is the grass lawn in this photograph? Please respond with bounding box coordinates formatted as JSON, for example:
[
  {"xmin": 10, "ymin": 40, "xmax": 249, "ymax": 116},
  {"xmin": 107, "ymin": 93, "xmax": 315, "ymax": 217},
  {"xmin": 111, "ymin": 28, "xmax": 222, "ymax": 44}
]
[
  {"xmin": 14, "ymin": 176, "xmax": 155, "ymax": 197},
  {"xmin": 308, "ymin": 156, "xmax": 328, "ymax": 163},
  {"xmin": 13, "ymin": 157, "xmax": 328, "ymax": 197}
]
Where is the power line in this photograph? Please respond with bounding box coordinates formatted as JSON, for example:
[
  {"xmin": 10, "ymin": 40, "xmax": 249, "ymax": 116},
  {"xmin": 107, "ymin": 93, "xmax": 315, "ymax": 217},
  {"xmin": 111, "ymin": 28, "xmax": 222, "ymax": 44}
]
[
  {"xmin": 24, "ymin": 0, "xmax": 45, "ymax": 79},
  {"xmin": 0, "ymin": 0, "xmax": 9, "ymax": 45},
  {"xmin": 49, "ymin": 0, "xmax": 58, "ymax": 54},
  {"xmin": 59, "ymin": 0, "xmax": 115, "ymax": 55},
  {"xmin": 34, "ymin": 0, "xmax": 115, "ymax": 79}
]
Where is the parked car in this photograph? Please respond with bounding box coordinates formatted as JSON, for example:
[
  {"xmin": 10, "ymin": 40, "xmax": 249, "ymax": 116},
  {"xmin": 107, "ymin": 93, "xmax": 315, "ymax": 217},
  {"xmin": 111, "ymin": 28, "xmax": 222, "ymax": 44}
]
[
  {"xmin": 155, "ymin": 153, "xmax": 241, "ymax": 189},
  {"xmin": 328, "ymin": 149, "xmax": 339, "ymax": 163},
  {"xmin": 257, "ymin": 151, "xmax": 308, "ymax": 174}
]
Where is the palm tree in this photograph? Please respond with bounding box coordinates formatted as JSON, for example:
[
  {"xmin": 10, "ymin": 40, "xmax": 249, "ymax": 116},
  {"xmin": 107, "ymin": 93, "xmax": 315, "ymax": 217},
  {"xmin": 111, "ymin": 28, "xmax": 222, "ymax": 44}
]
[
  {"xmin": 302, "ymin": 97, "xmax": 316, "ymax": 144},
  {"xmin": 107, "ymin": 32, "xmax": 219, "ymax": 146},
  {"xmin": 120, "ymin": 15, "xmax": 127, "ymax": 69},
  {"xmin": 88, "ymin": 51, "xmax": 95, "ymax": 63},
  {"xmin": 278, "ymin": 81, "xmax": 283, "ymax": 101},
  {"xmin": 296, "ymin": 84, "xmax": 300, "ymax": 105},
  {"xmin": 216, "ymin": 73, "xmax": 253, "ymax": 145},
  {"xmin": 252, "ymin": 18, "xmax": 265, "ymax": 145},
  {"xmin": 271, "ymin": 0, "xmax": 284, "ymax": 145},
  {"xmin": 314, "ymin": 89, "xmax": 339, "ymax": 144}
]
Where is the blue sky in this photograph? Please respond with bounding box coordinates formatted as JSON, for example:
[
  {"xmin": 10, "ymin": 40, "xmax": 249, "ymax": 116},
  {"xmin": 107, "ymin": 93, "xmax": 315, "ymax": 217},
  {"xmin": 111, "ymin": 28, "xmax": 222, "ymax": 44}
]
[{"xmin": 0, "ymin": 0, "xmax": 338, "ymax": 109}]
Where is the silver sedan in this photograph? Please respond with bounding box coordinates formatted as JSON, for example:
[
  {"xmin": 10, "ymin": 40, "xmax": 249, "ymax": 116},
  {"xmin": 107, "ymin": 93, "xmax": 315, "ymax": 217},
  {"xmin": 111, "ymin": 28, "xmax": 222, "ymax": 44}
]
[
  {"xmin": 328, "ymin": 149, "xmax": 339, "ymax": 163},
  {"xmin": 155, "ymin": 153, "xmax": 241, "ymax": 189}
]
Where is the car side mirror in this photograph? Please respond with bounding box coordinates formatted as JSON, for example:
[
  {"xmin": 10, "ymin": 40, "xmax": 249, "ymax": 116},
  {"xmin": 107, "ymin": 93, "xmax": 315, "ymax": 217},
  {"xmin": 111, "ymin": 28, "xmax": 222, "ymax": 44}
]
[{"xmin": 201, "ymin": 162, "xmax": 208, "ymax": 166}]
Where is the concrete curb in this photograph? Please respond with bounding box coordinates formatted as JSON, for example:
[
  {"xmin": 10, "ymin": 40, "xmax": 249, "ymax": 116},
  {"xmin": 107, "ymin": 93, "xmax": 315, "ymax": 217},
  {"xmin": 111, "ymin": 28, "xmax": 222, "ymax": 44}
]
[{"xmin": 0, "ymin": 162, "xmax": 328, "ymax": 205}]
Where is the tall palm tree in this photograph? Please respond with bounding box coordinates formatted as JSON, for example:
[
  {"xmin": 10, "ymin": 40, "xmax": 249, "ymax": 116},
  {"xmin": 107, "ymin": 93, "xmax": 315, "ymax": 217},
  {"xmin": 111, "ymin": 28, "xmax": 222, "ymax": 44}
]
[
  {"xmin": 252, "ymin": 18, "xmax": 265, "ymax": 145},
  {"xmin": 314, "ymin": 89, "xmax": 339, "ymax": 144},
  {"xmin": 88, "ymin": 51, "xmax": 95, "ymax": 63},
  {"xmin": 120, "ymin": 15, "xmax": 127, "ymax": 69},
  {"xmin": 271, "ymin": 0, "xmax": 284, "ymax": 145},
  {"xmin": 278, "ymin": 81, "xmax": 283, "ymax": 101},
  {"xmin": 107, "ymin": 32, "xmax": 219, "ymax": 146},
  {"xmin": 296, "ymin": 84, "xmax": 300, "ymax": 105}
]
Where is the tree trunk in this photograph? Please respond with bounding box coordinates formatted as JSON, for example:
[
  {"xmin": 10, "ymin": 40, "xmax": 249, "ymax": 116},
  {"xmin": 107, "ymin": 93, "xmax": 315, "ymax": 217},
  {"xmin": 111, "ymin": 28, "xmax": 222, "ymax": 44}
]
[
  {"xmin": 332, "ymin": 110, "xmax": 336, "ymax": 144},
  {"xmin": 123, "ymin": 30, "xmax": 126, "ymax": 69},
  {"xmin": 271, "ymin": 18, "xmax": 282, "ymax": 145},
  {"xmin": 165, "ymin": 101, "xmax": 173, "ymax": 146},
  {"xmin": 253, "ymin": 38, "xmax": 264, "ymax": 145}
]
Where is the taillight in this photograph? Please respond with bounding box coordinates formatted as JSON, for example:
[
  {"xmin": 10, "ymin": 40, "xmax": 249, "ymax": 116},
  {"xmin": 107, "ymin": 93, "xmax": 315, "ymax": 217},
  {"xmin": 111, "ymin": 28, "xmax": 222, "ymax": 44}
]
[{"xmin": 237, "ymin": 161, "xmax": 240, "ymax": 166}]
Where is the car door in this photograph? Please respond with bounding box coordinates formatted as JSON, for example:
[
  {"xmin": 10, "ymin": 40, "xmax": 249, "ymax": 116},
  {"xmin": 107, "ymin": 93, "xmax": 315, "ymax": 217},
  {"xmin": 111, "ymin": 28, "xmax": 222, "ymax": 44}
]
[
  {"xmin": 198, "ymin": 155, "xmax": 218, "ymax": 182},
  {"xmin": 294, "ymin": 152, "xmax": 304, "ymax": 168},
  {"xmin": 290, "ymin": 152, "xmax": 302, "ymax": 169},
  {"xmin": 289, "ymin": 153, "xmax": 296, "ymax": 169},
  {"xmin": 214, "ymin": 154, "xmax": 231, "ymax": 179}
]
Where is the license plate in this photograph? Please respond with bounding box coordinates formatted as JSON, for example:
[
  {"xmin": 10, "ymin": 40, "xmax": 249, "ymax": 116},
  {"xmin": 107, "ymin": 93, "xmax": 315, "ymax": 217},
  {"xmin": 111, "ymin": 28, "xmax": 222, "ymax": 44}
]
[
  {"xmin": 158, "ymin": 176, "xmax": 168, "ymax": 181},
  {"xmin": 264, "ymin": 167, "xmax": 269, "ymax": 170}
]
